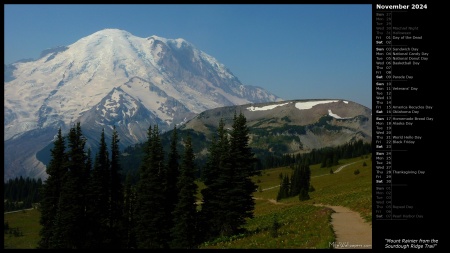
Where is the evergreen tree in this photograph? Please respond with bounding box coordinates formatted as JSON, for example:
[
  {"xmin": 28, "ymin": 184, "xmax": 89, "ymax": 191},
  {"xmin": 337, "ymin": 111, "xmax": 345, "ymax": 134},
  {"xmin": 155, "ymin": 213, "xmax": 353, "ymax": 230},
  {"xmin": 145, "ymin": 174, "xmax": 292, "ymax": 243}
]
[
  {"xmin": 109, "ymin": 126, "xmax": 125, "ymax": 248},
  {"xmin": 299, "ymin": 164, "xmax": 311, "ymax": 201},
  {"xmin": 320, "ymin": 158, "xmax": 327, "ymax": 168},
  {"xmin": 200, "ymin": 113, "xmax": 257, "ymax": 239},
  {"xmin": 4, "ymin": 176, "xmax": 43, "ymax": 212},
  {"xmin": 134, "ymin": 125, "xmax": 169, "ymax": 249},
  {"xmin": 198, "ymin": 130, "xmax": 219, "ymax": 241},
  {"xmin": 85, "ymin": 128, "xmax": 110, "ymax": 248},
  {"xmin": 51, "ymin": 123, "xmax": 88, "ymax": 249},
  {"xmin": 123, "ymin": 172, "xmax": 137, "ymax": 249},
  {"xmin": 199, "ymin": 118, "xmax": 231, "ymax": 240},
  {"xmin": 215, "ymin": 120, "xmax": 234, "ymax": 237},
  {"xmin": 227, "ymin": 112, "xmax": 257, "ymax": 234},
  {"xmin": 276, "ymin": 175, "xmax": 290, "ymax": 201},
  {"xmin": 332, "ymin": 154, "xmax": 339, "ymax": 166},
  {"xmin": 165, "ymin": 126, "xmax": 180, "ymax": 243},
  {"xmin": 288, "ymin": 166, "xmax": 297, "ymax": 196},
  {"xmin": 170, "ymin": 134, "xmax": 199, "ymax": 249},
  {"xmin": 299, "ymin": 187, "xmax": 310, "ymax": 201},
  {"xmin": 270, "ymin": 214, "xmax": 280, "ymax": 238},
  {"xmin": 85, "ymin": 148, "xmax": 92, "ymax": 181},
  {"xmin": 38, "ymin": 128, "xmax": 67, "ymax": 249}
]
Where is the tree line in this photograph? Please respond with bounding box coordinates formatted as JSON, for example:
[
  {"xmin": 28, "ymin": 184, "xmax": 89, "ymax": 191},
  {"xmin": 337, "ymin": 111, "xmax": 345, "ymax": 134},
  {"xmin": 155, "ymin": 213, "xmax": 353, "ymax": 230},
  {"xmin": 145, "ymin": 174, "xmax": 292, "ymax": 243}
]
[
  {"xmin": 4, "ymin": 176, "xmax": 42, "ymax": 212},
  {"xmin": 38, "ymin": 112, "xmax": 257, "ymax": 249},
  {"xmin": 259, "ymin": 139, "xmax": 372, "ymax": 170},
  {"xmin": 276, "ymin": 163, "xmax": 312, "ymax": 202}
]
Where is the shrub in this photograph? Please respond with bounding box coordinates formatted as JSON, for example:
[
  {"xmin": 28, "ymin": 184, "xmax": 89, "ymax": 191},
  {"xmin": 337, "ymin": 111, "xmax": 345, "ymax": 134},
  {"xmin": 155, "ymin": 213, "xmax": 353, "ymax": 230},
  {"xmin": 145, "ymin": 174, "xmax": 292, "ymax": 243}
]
[{"xmin": 270, "ymin": 214, "xmax": 280, "ymax": 238}]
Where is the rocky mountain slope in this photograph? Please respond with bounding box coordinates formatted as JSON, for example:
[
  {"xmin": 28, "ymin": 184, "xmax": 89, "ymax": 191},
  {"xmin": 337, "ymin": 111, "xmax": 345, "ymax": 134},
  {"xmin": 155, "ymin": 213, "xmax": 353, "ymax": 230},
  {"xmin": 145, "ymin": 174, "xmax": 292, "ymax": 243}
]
[
  {"xmin": 4, "ymin": 28, "xmax": 280, "ymax": 181},
  {"xmin": 180, "ymin": 99, "xmax": 372, "ymax": 156},
  {"xmin": 110, "ymin": 98, "xmax": 371, "ymax": 177}
]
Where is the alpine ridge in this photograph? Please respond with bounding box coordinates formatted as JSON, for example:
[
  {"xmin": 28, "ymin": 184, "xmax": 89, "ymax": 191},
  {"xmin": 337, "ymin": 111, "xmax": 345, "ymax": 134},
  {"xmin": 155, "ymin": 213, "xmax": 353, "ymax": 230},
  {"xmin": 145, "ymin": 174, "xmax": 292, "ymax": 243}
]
[
  {"xmin": 4, "ymin": 28, "xmax": 281, "ymax": 181},
  {"xmin": 180, "ymin": 99, "xmax": 372, "ymax": 156}
]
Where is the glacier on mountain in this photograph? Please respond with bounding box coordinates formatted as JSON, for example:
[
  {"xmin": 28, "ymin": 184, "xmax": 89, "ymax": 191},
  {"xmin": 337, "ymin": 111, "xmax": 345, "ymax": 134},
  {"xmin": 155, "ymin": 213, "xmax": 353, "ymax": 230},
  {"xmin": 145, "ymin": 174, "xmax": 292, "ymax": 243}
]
[{"xmin": 4, "ymin": 28, "xmax": 281, "ymax": 180}]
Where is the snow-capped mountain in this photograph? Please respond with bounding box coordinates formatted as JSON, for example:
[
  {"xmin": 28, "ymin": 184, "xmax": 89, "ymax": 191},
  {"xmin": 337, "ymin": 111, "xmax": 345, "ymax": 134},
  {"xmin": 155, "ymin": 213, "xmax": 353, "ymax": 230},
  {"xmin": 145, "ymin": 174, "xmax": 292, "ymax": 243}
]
[{"xmin": 4, "ymin": 28, "xmax": 281, "ymax": 181}]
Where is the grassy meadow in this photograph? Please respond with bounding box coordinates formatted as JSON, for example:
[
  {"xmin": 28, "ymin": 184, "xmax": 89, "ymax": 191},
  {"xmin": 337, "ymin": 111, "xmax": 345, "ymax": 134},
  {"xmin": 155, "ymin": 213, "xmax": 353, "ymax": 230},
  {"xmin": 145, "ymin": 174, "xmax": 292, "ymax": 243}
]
[
  {"xmin": 4, "ymin": 155, "xmax": 371, "ymax": 249},
  {"xmin": 200, "ymin": 155, "xmax": 372, "ymax": 249},
  {"xmin": 4, "ymin": 208, "xmax": 42, "ymax": 249}
]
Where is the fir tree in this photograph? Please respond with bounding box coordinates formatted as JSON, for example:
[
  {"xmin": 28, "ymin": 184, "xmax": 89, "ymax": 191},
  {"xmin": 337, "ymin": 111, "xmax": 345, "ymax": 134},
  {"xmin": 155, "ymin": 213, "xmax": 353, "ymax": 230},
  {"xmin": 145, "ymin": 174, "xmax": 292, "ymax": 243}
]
[
  {"xmin": 170, "ymin": 134, "xmax": 199, "ymax": 249},
  {"xmin": 215, "ymin": 120, "xmax": 234, "ymax": 237},
  {"xmin": 227, "ymin": 112, "xmax": 257, "ymax": 234},
  {"xmin": 199, "ymin": 118, "xmax": 232, "ymax": 239},
  {"xmin": 198, "ymin": 129, "xmax": 220, "ymax": 242},
  {"xmin": 276, "ymin": 175, "xmax": 290, "ymax": 201},
  {"xmin": 298, "ymin": 164, "xmax": 311, "ymax": 201},
  {"xmin": 85, "ymin": 148, "xmax": 92, "ymax": 180},
  {"xmin": 165, "ymin": 126, "xmax": 180, "ymax": 243},
  {"xmin": 38, "ymin": 128, "xmax": 67, "ymax": 249},
  {"xmin": 51, "ymin": 123, "xmax": 88, "ymax": 249},
  {"xmin": 200, "ymin": 113, "xmax": 257, "ymax": 239},
  {"xmin": 134, "ymin": 125, "xmax": 169, "ymax": 249},
  {"xmin": 85, "ymin": 128, "xmax": 110, "ymax": 248},
  {"xmin": 289, "ymin": 164, "xmax": 301, "ymax": 197},
  {"xmin": 299, "ymin": 187, "xmax": 310, "ymax": 201},
  {"xmin": 109, "ymin": 126, "xmax": 125, "ymax": 248},
  {"xmin": 123, "ymin": 172, "xmax": 137, "ymax": 249}
]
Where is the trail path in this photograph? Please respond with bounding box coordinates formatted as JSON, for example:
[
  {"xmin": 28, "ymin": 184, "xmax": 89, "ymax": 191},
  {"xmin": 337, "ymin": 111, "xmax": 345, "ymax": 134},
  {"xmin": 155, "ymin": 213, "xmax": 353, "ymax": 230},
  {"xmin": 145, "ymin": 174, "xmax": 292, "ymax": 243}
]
[
  {"xmin": 4, "ymin": 208, "xmax": 34, "ymax": 214},
  {"xmin": 260, "ymin": 160, "xmax": 360, "ymax": 192},
  {"xmin": 259, "ymin": 160, "xmax": 372, "ymax": 249},
  {"xmin": 311, "ymin": 161, "xmax": 360, "ymax": 179},
  {"xmin": 316, "ymin": 204, "xmax": 372, "ymax": 249},
  {"xmin": 314, "ymin": 161, "xmax": 372, "ymax": 249}
]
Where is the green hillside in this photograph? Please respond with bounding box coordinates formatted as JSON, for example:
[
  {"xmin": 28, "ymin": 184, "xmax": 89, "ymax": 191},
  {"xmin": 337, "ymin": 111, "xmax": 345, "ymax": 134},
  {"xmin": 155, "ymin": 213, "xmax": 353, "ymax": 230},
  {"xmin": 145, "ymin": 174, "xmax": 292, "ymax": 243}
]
[
  {"xmin": 4, "ymin": 155, "xmax": 371, "ymax": 249},
  {"xmin": 198, "ymin": 155, "xmax": 372, "ymax": 249}
]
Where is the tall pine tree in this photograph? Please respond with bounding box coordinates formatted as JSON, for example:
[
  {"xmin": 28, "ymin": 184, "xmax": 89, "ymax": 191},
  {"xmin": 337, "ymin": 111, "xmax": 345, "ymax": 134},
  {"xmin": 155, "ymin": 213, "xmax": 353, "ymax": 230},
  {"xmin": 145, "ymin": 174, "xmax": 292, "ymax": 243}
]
[
  {"xmin": 85, "ymin": 128, "xmax": 110, "ymax": 248},
  {"xmin": 109, "ymin": 126, "xmax": 125, "ymax": 248},
  {"xmin": 199, "ymin": 118, "xmax": 230, "ymax": 240},
  {"xmin": 276, "ymin": 174, "xmax": 290, "ymax": 201},
  {"xmin": 51, "ymin": 123, "xmax": 88, "ymax": 249},
  {"xmin": 290, "ymin": 164, "xmax": 301, "ymax": 197},
  {"xmin": 298, "ymin": 164, "xmax": 311, "ymax": 201},
  {"xmin": 38, "ymin": 128, "xmax": 67, "ymax": 249},
  {"xmin": 228, "ymin": 111, "xmax": 257, "ymax": 234},
  {"xmin": 170, "ymin": 134, "xmax": 199, "ymax": 249},
  {"xmin": 123, "ymin": 172, "xmax": 137, "ymax": 249},
  {"xmin": 200, "ymin": 113, "xmax": 257, "ymax": 240},
  {"xmin": 277, "ymin": 162, "xmax": 311, "ymax": 201},
  {"xmin": 165, "ymin": 126, "xmax": 180, "ymax": 244},
  {"xmin": 134, "ymin": 125, "xmax": 169, "ymax": 249}
]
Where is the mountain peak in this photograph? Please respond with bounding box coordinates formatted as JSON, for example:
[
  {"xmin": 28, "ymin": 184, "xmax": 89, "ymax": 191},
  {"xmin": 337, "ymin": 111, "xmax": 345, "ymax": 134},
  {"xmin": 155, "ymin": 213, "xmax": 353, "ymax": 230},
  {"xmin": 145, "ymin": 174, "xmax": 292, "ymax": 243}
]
[
  {"xmin": 91, "ymin": 28, "xmax": 133, "ymax": 37},
  {"xmin": 4, "ymin": 28, "xmax": 281, "ymax": 181}
]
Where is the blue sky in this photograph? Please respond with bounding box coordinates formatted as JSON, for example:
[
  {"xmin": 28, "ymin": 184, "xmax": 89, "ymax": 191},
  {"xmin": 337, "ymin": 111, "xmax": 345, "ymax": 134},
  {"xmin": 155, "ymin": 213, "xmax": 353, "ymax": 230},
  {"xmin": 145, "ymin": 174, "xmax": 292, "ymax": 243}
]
[{"xmin": 4, "ymin": 4, "xmax": 372, "ymax": 108}]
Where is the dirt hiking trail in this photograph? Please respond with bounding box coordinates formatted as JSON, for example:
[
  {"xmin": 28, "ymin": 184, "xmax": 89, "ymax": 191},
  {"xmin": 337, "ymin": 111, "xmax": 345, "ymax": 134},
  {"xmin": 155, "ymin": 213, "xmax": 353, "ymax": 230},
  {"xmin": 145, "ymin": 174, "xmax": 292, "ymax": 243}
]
[
  {"xmin": 317, "ymin": 204, "xmax": 372, "ymax": 249},
  {"xmin": 255, "ymin": 197, "xmax": 373, "ymax": 249},
  {"xmin": 255, "ymin": 160, "xmax": 372, "ymax": 249}
]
